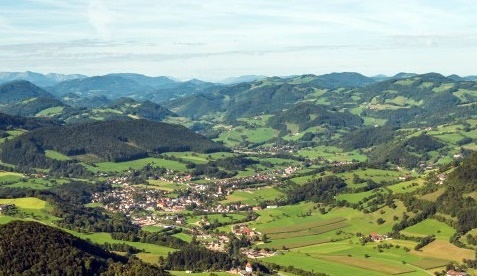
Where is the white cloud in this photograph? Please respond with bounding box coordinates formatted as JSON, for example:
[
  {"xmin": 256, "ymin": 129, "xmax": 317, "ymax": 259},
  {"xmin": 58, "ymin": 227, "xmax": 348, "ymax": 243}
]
[
  {"xmin": 88, "ymin": 0, "xmax": 116, "ymax": 40},
  {"xmin": 1, "ymin": 0, "xmax": 477, "ymax": 78}
]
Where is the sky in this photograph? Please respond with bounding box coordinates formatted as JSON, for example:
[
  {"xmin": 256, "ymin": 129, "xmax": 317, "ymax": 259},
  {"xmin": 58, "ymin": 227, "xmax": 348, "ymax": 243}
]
[{"xmin": 1, "ymin": 0, "xmax": 477, "ymax": 81}]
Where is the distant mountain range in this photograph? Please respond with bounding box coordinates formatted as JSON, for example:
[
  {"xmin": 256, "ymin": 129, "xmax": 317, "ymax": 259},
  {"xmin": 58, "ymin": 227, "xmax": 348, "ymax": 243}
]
[
  {"xmin": 220, "ymin": 75, "xmax": 268, "ymax": 84},
  {"xmin": 1, "ymin": 70, "xmax": 477, "ymax": 171},
  {"xmin": 2, "ymin": 71, "xmax": 477, "ymax": 105},
  {"xmin": 0, "ymin": 80, "xmax": 177, "ymax": 123},
  {"xmin": 0, "ymin": 71, "xmax": 86, "ymax": 87}
]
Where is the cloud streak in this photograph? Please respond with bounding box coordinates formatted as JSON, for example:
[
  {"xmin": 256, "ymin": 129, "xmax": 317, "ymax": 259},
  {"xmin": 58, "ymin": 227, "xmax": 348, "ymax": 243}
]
[{"xmin": 0, "ymin": 0, "xmax": 476, "ymax": 79}]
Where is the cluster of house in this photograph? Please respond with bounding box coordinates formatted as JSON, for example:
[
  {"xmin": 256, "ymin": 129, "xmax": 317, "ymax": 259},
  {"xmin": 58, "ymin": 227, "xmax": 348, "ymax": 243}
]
[
  {"xmin": 212, "ymin": 166, "xmax": 299, "ymax": 190},
  {"xmin": 256, "ymin": 144, "xmax": 297, "ymax": 154},
  {"xmin": 202, "ymin": 234, "xmax": 230, "ymax": 252},
  {"xmin": 241, "ymin": 248, "xmax": 276, "ymax": 259},
  {"xmin": 91, "ymin": 182, "xmax": 203, "ymax": 225},
  {"xmin": 229, "ymin": 262, "xmax": 254, "ymax": 276},
  {"xmin": 331, "ymin": 161, "xmax": 355, "ymax": 167},
  {"xmin": 233, "ymin": 225, "xmax": 260, "ymax": 240},
  {"xmin": 92, "ymin": 174, "xmax": 272, "ymax": 226}
]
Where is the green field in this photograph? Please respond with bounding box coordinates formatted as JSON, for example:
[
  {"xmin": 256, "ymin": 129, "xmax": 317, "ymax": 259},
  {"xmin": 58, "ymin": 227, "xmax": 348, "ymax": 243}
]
[
  {"xmin": 216, "ymin": 126, "xmax": 278, "ymax": 147},
  {"xmin": 36, "ymin": 106, "xmax": 65, "ymax": 117},
  {"xmin": 0, "ymin": 197, "xmax": 59, "ymax": 223},
  {"xmin": 45, "ymin": 150, "xmax": 72, "ymax": 161},
  {"xmin": 387, "ymin": 179, "xmax": 424, "ymax": 194},
  {"xmin": 0, "ymin": 197, "xmax": 47, "ymax": 209},
  {"xmin": 173, "ymin": 232, "xmax": 193, "ymax": 243},
  {"xmin": 90, "ymin": 157, "xmax": 188, "ymax": 172},
  {"xmin": 220, "ymin": 187, "xmax": 284, "ymax": 205},
  {"xmin": 336, "ymin": 168, "xmax": 409, "ymax": 188},
  {"xmin": 186, "ymin": 213, "xmax": 247, "ymax": 226},
  {"xmin": 70, "ymin": 231, "xmax": 176, "ymax": 256},
  {"xmin": 256, "ymin": 234, "xmax": 330, "ymax": 249},
  {"xmin": 336, "ymin": 190, "xmax": 378, "ymax": 204},
  {"xmin": 272, "ymin": 241, "xmax": 450, "ymax": 276},
  {"xmin": 400, "ymin": 219, "xmax": 455, "ymax": 241},
  {"xmin": 146, "ymin": 180, "xmax": 184, "ymax": 192},
  {"xmin": 264, "ymin": 251, "xmax": 406, "ymax": 276},
  {"xmin": 264, "ymin": 217, "xmax": 347, "ymax": 235},
  {"xmin": 298, "ymin": 146, "xmax": 367, "ymax": 162},
  {"xmin": 0, "ymin": 172, "xmax": 24, "ymax": 182},
  {"xmin": 1, "ymin": 177, "xmax": 66, "ymax": 190},
  {"xmin": 409, "ymin": 258, "xmax": 449, "ymax": 269}
]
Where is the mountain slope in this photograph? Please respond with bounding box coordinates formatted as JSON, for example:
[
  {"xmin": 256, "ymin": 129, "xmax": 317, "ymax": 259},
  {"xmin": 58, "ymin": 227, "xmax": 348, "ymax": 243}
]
[
  {"xmin": 0, "ymin": 71, "xmax": 85, "ymax": 87},
  {"xmin": 0, "ymin": 112, "xmax": 60, "ymax": 130},
  {"xmin": 308, "ymin": 72, "xmax": 376, "ymax": 88},
  {"xmin": 268, "ymin": 102, "xmax": 363, "ymax": 133},
  {"xmin": 0, "ymin": 220, "xmax": 168, "ymax": 275},
  {"xmin": 0, "ymin": 80, "xmax": 54, "ymax": 103},
  {"xmin": 1, "ymin": 97, "xmax": 67, "ymax": 117},
  {"xmin": 0, "ymin": 119, "xmax": 230, "ymax": 166},
  {"xmin": 51, "ymin": 74, "xmax": 220, "ymax": 103},
  {"xmin": 50, "ymin": 75, "xmax": 144, "ymax": 99},
  {"xmin": 220, "ymin": 75, "xmax": 267, "ymax": 84},
  {"xmin": 107, "ymin": 97, "xmax": 176, "ymax": 121}
]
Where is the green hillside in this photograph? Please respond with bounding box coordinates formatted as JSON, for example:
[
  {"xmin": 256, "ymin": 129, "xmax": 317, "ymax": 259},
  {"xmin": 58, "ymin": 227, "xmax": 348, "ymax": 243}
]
[
  {"xmin": 0, "ymin": 80, "xmax": 54, "ymax": 104},
  {"xmin": 0, "ymin": 220, "xmax": 168, "ymax": 275},
  {"xmin": 0, "ymin": 119, "xmax": 230, "ymax": 169}
]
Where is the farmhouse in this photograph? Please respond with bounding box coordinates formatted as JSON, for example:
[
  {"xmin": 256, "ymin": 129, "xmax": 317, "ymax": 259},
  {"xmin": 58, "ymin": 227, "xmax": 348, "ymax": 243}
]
[
  {"xmin": 369, "ymin": 232, "xmax": 388, "ymax": 242},
  {"xmin": 233, "ymin": 225, "xmax": 257, "ymax": 239}
]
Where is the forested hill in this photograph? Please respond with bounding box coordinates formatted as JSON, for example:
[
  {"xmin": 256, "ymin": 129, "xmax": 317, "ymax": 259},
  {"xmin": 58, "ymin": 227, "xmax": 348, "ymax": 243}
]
[
  {"xmin": 0, "ymin": 119, "xmax": 229, "ymax": 165},
  {"xmin": 106, "ymin": 97, "xmax": 176, "ymax": 121},
  {"xmin": 0, "ymin": 80, "xmax": 54, "ymax": 103},
  {"xmin": 0, "ymin": 221, "xmax": 168, "ymax": 275},
  {"xmin": 0, "ymin": 112, "xmax": 60, "ymax": 130}
]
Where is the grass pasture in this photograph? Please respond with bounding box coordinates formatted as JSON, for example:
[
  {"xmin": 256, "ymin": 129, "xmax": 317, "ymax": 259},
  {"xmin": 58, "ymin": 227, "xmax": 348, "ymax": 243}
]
[
  {"xmin": 36, "ymin": 106, "xmax": 65, "ymax": 117},
  {"xmin": 411, "ymin": 240, "xmax": 474, "ymax": 262},
  {"xmin": 388, "ymin": 179, "xmax": 424, "ymax": 194},
  {"xmin": 264, "ymin": 252, "xmax": 392, "ymax": 276},
  {"xmin": 283, "ymin": 240, "xmax": 454, "ymax": 275},
  {"xmin": 0, "ymin": 197, "xmax": 47, "ymax": 209},
  {"xmin": 186, "ymin": 213, "xmax": 246, "ymax": 226},
  {"xmin": 45, "ymin": 150, "xmax": 72, "ymax": 161},
  {"xmin": 267, "ymin": 221, "xmax": 348, "ymax": 240},
  {"xmin": 336, "ymin": 190, "xmax": 377, "ymax": 204},
  {"xmin": 146, "ymin": 180, "xmax": 182, "ymax": 192},
  {"xmin": 400, "ymin": 219, "xmax": 455, "ymax": 241},
  {"xmin": 173, "ymin": 232, "xmax": 193, "ymax": 243},
  {"xmin": 216, "ymin": 126, "xmax": 278, "ymax": 147},
  {"xmin": 409, "ymin": 258, "xmax": 449, "ymax": 269},
  {"xmin": 337, "ymin": 168, "xmax": 406, "ymax": 187},
  {"xmin": 0, "ymin": 197, "xmax": 59, "ymax": 223},
  {"xmin": 71, "ymin": 231, "xmax": 176, "ymax": 256},
  {"xmin": 220, "ymin": 187, "xmax": 284, "ymax": 205},
  {"xmin": 91, "ymin": 157, "xmax": 187, "ymax": 172},
  {"xmin": 315, "ymin": 255, "xmax": 415, "ymax": 275},
  {"xmin": 298, "ymin": 146, "xmax": 367, "ymax": 162},
  {"xmin": 263, "ymin": 217, "xmax": 347, "ymax": 235},
  {"xmin": 257, "ymin": 235, "xmax": 330, "ymax": 250},
  {"xmin": 3, "ymin": 177, "xmax": 66, "ymax": 190},
  {"xmin": 420, "ymin": 189, "xmax": 445, "ymax": 202},
  {"xmin": 0, "ymin": 172, "xmax": 24, "ymax": 182}
]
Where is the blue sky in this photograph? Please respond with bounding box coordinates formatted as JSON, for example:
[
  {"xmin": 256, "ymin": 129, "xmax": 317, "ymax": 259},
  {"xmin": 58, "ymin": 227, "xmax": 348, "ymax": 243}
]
[{"xmin": 1, "ymin": 0, "xmax": 476, "ymax": 81}]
